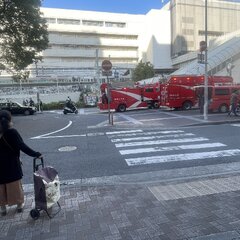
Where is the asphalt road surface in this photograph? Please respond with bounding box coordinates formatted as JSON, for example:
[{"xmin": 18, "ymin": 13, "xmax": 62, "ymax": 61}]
[{"xmin": 11, "ymin": 108, "xmax": 240, "ymax": 185}]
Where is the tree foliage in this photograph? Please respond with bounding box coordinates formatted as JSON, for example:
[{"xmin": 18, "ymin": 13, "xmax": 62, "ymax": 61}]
[
  {"xmin": 0, "ymin": 0, "xmax": 48, "ymax": 71},
  {"xmin": 132, "ymin": 61, "xmax": 155, "ymax": 82}
]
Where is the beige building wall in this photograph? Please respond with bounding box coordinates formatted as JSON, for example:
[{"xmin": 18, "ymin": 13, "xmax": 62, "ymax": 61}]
[{"xmin": 170, "ymin": 0, "xmax": 240, "ymax": 58}]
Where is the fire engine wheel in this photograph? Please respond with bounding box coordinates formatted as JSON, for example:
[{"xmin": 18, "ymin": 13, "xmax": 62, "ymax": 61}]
[
  {"xmin": 117, "ymin": 104, "xmax": 126, "ymax": 112},
  {"xmin": 182, "ymin": 101, "xmax": 192, "ymax": 110},
  {"xmin": 153, "ymin": 102, "xmax": 159, "ymax": 109},
  {"xmin": 218, "ymin": 104, "xmax": 228, "ymax": 113},
  {"xmin": 236, "ymin": 106, "xmax": 240, "ymax": 116}
]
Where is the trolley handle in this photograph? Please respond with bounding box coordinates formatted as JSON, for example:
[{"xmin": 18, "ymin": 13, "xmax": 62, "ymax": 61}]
[{"xmin": 33, "ymin": 157, "xmax": 44, "ymax": 172}]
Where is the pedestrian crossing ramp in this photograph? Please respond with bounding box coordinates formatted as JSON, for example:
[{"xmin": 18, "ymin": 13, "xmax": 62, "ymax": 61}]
[{"xmin": 106, "ymin": 129, "xmax": 240, "ymax": 167}]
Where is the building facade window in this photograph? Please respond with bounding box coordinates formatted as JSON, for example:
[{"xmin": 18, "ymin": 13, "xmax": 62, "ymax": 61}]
[
  {"xmin": 82, "ymin": 20, "xmax": 104, "ymax": 26},
  {"xmin": 105, "ymin": 22, "xmax": 126, "ymax": 28},
  {"xmin": 182, "ymin": 29, "xmax": 194, "ymax": 35},
  {"xmin": 57, "ymin": 18, "xmax": 80, "ymax": 25},
  {"xmin": 182, "ymin": 17, "xmax": 194, "ymax": 24}
]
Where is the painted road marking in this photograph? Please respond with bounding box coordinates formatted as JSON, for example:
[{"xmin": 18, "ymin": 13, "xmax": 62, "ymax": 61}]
[
  {"xmin": 107, "ymin": 130, "xmax": 184, "ymax": 138},
  {"xmin": 119, "ymin": 143, "xmax": 226, "ymax": 155},
  {"xmin": 115, "ymin": 137, "xmax": 209, "ymax": 148},
  {"xmin": 106, "ymin": 130, "xmax": 143, "ymax": 135},
  {"xmin": 125, "ymin": 149, "xmax": 240, "ymax": 166},
  {"xmin": 58, "ymin": 146, "xmax": 77, "ymax": 152},
  {"xmin": 111, "ymin": 133, "xmax": 194, "ymax": 143},
  {"xmin": 116, "ymin": 113, "xmax": 143, "ymax": 125},
  {"xmin": 36, "ymin": 134, "xmax": 86, "ymax": 139},
  {"xmin": 31, "ymin": 121, "xmax": 72, "ymax": 139}
]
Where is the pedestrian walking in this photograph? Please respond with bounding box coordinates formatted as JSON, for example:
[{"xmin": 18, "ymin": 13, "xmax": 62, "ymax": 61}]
[
  {"xmin": 0, "ymin": 110, "xmax": 42, "ymax": 216},
  {"xmin": 39, "ymin": 99, "xmax": 43, "ymax": 112},
  {"xmin": 228, "ymin": 90, "xmax": 239, "ymax": 116}
]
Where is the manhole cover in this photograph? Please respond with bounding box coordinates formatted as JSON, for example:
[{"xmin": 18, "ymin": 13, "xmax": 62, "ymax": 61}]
[{"xmin": 58, "ymin": 146, "xmax": 77, "ymax": 152}]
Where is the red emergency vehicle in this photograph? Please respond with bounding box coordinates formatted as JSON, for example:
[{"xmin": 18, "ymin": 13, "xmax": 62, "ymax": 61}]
[
  {"xmin": 98, "ymin": 82, "xmax": 161, "ymax": 112},
  {"xmin": 161, "ymin": 75, "xmax": 233, "ymax": 110},
  {"xmin": 196, "ymin": 84, "xmax": 240, "ymax": 113}
]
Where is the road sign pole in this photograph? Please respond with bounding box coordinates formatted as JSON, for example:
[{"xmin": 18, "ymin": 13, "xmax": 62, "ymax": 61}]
[
  {"xmin": 204, "ymin": 0, "xmax": 208, "ymax": 120},
  {"xmin": 102, "ymin": 59, "xmax": 113, "ymax": 125},
  {"xmin": 107, "ymin": 74, "xmax": 111, "ymax": 124}
]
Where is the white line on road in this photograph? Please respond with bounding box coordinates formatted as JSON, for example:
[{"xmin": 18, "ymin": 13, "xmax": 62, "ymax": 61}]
[
  {"xmin": 111, "ymin": 133, "xmax": 195, "ymax": 143},
  {"xmin": 116, "ymin": 113, "xmax": 143, "ymax": 124},
  {"xmin": 35, "ymin": 134, "xmax": 86, "ymax": 139},
  {"xmin": 106, "ymin": 130, "xmax": 143, "ymax": 135},
  {"xmin": 107, "ymin": 130, "xmax": 184, "ymax": 138},
  {"xmin": 120, "ymin": 142, "xmax": 226, "ymax": 155},
  {"xmin": 125, "ymin": 149, "xmax": 240, "ymax": 166},
  {"xmin": 31, "ymin": 121, "xmax": 72, "ymax": 139},
  {"xmin": 115, "ymin": 137, "xmax": 209, "ymax": 148}
]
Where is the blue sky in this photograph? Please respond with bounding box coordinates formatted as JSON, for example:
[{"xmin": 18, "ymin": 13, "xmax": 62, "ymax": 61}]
[{"xmin": 41, "ymin": 0, "xmax": 169, "ymax": 14}]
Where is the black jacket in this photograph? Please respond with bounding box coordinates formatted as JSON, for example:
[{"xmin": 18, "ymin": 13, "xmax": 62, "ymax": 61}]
[{"xmin": 0, "ymin": 128, "xmax": 41, "ymax": 184}]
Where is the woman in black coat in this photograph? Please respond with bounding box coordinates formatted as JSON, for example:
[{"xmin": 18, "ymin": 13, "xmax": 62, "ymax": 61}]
[{"xmin": 0, "ymin": 110, "xmax": 42, "ymax": 216}]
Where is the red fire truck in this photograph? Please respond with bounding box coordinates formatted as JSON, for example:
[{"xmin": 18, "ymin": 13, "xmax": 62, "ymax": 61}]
[
  {"xmin": 161, "ymin": 75, "xmax": 233, "ymax": 110},
  {"xmin": 195, "ymin": 84, "xmax": 240, "ymax": 113},
  {"xmin": 97, "ymin": 82, "xmax": 161, "ymax": 112}
]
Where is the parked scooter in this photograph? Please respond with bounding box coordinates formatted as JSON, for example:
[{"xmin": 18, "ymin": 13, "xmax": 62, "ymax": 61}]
[{"xmin": 63, "ymin": 100, "xmax": 78, "ymax": 114}]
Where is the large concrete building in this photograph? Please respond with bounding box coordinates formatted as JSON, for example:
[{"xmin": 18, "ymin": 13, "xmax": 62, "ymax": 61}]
[
  {"xmin": 170, "ymin": 0, "xmax": 240, "ymax": 57},
  {"xmin": 27, "ymin": 7, "xmax": 172, "ymax": 82},
  {"xmin": 1, "ymin": 0, "xmax": 240, "ymax": 83}
]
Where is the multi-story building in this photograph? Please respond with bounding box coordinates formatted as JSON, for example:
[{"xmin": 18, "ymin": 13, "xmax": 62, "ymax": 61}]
[
  {"xmin": 27, "ymin": 7, "xmax": 172, "ymax": 82},
  {"xmin": 170, "ymin": 0, "xmax": 240, "ymax": 58},
  {"xmin": 2, "ymin": 0, "xmax": 240, "ymax": 84}
]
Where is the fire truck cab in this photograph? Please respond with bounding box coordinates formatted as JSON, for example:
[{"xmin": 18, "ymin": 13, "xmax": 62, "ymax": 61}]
[{"xmin": 161, "ymin": 75, "xmax": 233, "ymax": 110}]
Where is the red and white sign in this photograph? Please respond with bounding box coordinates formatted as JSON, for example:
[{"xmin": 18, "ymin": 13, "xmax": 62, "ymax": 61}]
[{"xmin": 101, "ymin": 60, "xmax": 112, "ymax": 71}]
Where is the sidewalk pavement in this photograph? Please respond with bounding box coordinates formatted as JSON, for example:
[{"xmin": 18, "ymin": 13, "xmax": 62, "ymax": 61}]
[
  {"xmin": 2, "ymin": 114, "xmax": 240, "ymax": 240},
  {"xmin": 2, "ymin": 173, "xmax": 240, "ymax": 240}
]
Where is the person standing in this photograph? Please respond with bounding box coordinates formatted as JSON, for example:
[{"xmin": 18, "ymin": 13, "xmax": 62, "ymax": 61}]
[
  {"xmin": 228, "ymin": 90, "xmax": 239, "ymax": 116},
  {"xmin": 0, "ymin": 110, "xmax": 42, "ymax": 216},
  {"xmin": 39, "ymin": 99, "xmax": 43, "ymax": 112}
]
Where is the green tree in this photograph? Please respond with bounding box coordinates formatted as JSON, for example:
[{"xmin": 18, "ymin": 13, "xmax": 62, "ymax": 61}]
[
  {"xmin": 0, "ymin": 0, "xmax": 48, "ymax": 71},
  {"xmin": 132, "ymin": 61, "xmax": 155, "ymax": 82}
]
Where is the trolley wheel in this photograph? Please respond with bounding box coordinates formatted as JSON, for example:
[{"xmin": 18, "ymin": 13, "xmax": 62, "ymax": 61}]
[{"xmin": 30, "ymin": 209, "xmax": 40, "ymax": 220}]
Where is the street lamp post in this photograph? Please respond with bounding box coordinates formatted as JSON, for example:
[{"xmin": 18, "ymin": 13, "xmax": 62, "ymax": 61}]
[{"xmin": 203, "ymin": 0, "xmax": 208, "ymax": 120}]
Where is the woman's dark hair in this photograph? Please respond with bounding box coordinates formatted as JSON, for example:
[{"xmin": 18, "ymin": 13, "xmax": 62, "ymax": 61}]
[{"xmin": 0, "ymin": 110, "xmax": 12, "ymax": 133}]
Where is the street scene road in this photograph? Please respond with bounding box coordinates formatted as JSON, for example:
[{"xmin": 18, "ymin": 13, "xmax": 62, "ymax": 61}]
[
  {"xmin": 14, "ymin": 108, "xmax": 240, "ymax": 186},
  {"xmin": 4, "ymin": 108, "xmax": 240, "ymax": 240}
]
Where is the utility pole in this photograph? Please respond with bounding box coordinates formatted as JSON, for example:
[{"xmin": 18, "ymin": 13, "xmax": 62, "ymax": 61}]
[
  {"xmin": 204, "ymin": 0, "xmax": 208, "ymax": 120},
  {"xmin": 95, "ymin": 49, "xmax": 100, "ymax": 85}
]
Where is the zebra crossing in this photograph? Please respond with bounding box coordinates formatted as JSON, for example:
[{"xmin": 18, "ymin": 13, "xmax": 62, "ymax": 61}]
[{"xmin": 106, "ymin": 129, "xmax": 240, "ymax": 167}]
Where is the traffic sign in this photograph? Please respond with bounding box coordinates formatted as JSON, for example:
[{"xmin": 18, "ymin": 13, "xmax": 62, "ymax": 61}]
[{"xmin": 102, "ymin": 60, "xmax": 112, "ymax": 71}]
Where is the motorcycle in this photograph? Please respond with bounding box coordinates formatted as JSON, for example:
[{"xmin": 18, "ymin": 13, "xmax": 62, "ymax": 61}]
[{"xmin": 63, "ymin": 101, "xmax": 78, "ymax": 114}]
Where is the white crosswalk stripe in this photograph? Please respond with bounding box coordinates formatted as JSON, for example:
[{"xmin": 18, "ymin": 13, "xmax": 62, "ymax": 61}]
[
  {"xmin": 125, "ymin": 149, "xmax": 240, "ymax": 166},
  {"xmin": 115, "ymin": 137, "xmax": 209, "ymax": 148},
  {"xmin": 119, "ymin": 143, "xmax": 226, "ymax": 155},
  {"xmin": 106, "ymin": 129, "xmax": 240, "ymax": 167}
]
